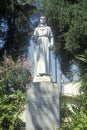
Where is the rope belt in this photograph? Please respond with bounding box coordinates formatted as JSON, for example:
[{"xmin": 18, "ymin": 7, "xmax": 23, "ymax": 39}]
[{"xmin": 37, "ymin": 35, "xmax": 53, "ymax": 38}]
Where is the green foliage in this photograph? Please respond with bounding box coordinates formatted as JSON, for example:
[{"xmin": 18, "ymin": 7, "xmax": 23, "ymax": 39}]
[
  {"xmin": 58, "ymin": 52, "xmax": 87, "ymax": 130},
  {"xmin": 58, "ymin": 94, "xmax": 87, "ymax": 130},
  {"xmin": 0, "ymin": 91, "xmax": 25, "ymax": 130},
  {"xmin": 41, "ymin": 0, "xmax": 87, "ymax": 74},
  {"xmin": 76, "ymin": 51, "xmax": 87, "ymax": 115},
  {"xmin": 0, "ymin": 0, "xmax": 36, "ymax": 59},
  {"xmin": 0, "ymin": 56, "xmax": 31, "ymax": 130},
  {"xmin": 59, "ymin": 96, "xmax": 72, "ymax": 123},
  {"xmin": 42, "ymin": 0, "xmax": 87, "ymax": 54},
  {"xmin": 59, "ymin": 110, "xmax": 87, "ymax": 130},
  {"xmin": 64, "ymin": 2, "xmax": 87, "ymax": 54}
]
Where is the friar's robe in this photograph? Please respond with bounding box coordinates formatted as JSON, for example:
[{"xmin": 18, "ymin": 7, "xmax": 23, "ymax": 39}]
[{"xmin": 33, "ymin": 25, "xmax": 54, "ymax": 76}]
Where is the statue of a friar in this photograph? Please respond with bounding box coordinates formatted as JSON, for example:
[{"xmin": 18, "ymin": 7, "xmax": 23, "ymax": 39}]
[{"xmin": 33, "ymin": 16, "xmax": 54, "ymax": 82}]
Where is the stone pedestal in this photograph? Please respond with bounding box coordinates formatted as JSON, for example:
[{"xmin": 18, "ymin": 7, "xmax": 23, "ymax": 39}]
[{"xmin": 26, "ymin": 82, "xmax": 60, "ymax": 130}]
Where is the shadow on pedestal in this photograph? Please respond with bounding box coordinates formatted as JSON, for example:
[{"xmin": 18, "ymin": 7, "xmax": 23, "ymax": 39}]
[{"xmin": 26, "ymin": 82, "xmax": 60, "ymax": 130}]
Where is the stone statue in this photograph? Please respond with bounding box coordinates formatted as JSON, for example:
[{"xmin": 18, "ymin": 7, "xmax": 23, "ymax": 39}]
[{"xmin": 33, "ymin": 16, "xmax": 54, "ymax": 81}]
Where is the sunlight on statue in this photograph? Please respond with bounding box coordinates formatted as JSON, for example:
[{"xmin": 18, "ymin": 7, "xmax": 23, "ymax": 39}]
[{"xmin": 33, "ymin": 16, "xmax": 54, "ymax": 82}]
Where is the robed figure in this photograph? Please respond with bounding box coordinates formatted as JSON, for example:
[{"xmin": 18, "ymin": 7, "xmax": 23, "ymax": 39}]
[{"xmin": 33, "ymin": 16, "xmax": 54, "ymax": 81}]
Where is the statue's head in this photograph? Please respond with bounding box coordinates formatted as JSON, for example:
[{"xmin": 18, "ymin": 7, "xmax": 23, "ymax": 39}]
[{"xmin": 40, "ymin": 16, "xmax": 46, "ymax": 25}]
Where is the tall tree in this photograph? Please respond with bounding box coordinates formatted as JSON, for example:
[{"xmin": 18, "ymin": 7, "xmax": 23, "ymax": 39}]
[
  {"xmin": 41, "ymin": 0, "xmax": 87, "ymax": 75},
  {"xmin": 0, "ymin": 0, "xmax": 36, "ymax": 59}
]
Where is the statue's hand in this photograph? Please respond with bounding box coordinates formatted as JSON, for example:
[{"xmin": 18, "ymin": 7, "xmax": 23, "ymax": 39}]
[{"xmin": 48, "ymin": 43, "xmax": 53, "ymax": 50}]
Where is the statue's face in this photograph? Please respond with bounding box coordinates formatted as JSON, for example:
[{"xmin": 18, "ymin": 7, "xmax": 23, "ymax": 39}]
[{"xmin": 40, "ymin": 16, "xmax": 46, "ymax": 24}]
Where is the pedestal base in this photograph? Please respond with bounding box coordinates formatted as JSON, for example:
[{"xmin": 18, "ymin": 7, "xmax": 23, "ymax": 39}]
[{"xmin": 26, "ymin": 82, "xmax": 60, "ymax": 130}]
